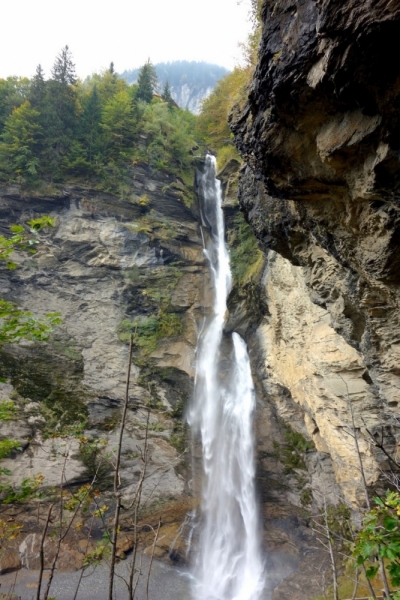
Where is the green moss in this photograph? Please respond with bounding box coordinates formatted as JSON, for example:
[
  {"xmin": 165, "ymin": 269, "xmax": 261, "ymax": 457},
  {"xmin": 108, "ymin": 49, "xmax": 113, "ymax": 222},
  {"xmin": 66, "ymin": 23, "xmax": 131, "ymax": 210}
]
[
  {"xmin": 0, "ymin": 341, "xmax": 89, "ymax": 436},
  {"xmin": 142, "ymin": 266, "xmax": 183, "ymax": 307},
  {"xmin": 162, "ymin": 177, "xmax": 195, "ymax": 208},
  {"xmin": 140, "ymin": 422, "xmax": 166, "ymax": 432},
  {"xmin": 284, "ymin": 427, "xmax": 314, "ymax": 453},
  {"xmin": 300, "ymin": 488, "xmax": 312, "ymax": 507},
  {"xmin": 227, "ymin": 212, "xmax": 264, "ymax": 286},
  {"xmin": 98, "ymin": 413, "xmax": 121, "ymax": 432},
  {"xmin": 136, "ymin": 194, "xmax": 151, "ymax": 207},
  {"xmin": 78, "ymin": 436, "xmax": 113, "ymax": 488},
  {"xmin": 0, "ymin": 438, "xmax": 21, "ymax": 459},
  {"xmin": 170, "ymin": 431, "xmax": 186, "ymax": 453},
  {"xmin": 52, "ymin": 341, "xmax": 82, "ymax": 362},
  {"xmin": 118, "ymin": 311, "xmax": 183, "ymax": 355},
  {"xmin": 171, "ymin": 399, "xmax": 184, "ymax": 420},
  {"xmin": 0, "ymin": 400, "xmax": 17, "ymax": 421},
  {"xmin": 128, "ymin": 210, "xmax": 178, "ymax": 242},
  {"xmin": 126, "ymin": 265, "xmax": 140, "ymax": 283},
  {"xmin": 273, "ymin": 424, "xmax": 315, "ymax": 474}
]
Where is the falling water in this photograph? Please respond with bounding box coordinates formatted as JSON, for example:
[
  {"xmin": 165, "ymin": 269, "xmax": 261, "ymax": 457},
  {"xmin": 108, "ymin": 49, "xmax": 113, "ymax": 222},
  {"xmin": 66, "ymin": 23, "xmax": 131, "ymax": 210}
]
[{"xmin": 188, "ymin": 155, "xmax": 264, "ymax": 600}]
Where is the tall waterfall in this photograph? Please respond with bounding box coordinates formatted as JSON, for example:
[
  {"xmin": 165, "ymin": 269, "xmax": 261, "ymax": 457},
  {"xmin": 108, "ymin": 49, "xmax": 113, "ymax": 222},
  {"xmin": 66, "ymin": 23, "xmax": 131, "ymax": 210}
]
[{"xmin": 188, "ymin": 155, "xmax": 264, "ymax": 600}]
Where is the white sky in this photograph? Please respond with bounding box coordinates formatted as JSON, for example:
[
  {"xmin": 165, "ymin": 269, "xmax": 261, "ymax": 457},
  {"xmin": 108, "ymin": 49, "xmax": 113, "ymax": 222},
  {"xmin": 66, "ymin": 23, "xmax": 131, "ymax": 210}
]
[{"xmin": 1, "ymin": 0, "xmax": 253, "ymax": 79}]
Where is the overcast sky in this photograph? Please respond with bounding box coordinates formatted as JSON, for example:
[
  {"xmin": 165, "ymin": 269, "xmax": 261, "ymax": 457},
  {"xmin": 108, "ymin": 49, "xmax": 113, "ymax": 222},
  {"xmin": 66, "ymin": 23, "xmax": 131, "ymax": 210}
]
[{"xmin": 1, "ymin": 0, "xmax": 253, "ymax": 80}]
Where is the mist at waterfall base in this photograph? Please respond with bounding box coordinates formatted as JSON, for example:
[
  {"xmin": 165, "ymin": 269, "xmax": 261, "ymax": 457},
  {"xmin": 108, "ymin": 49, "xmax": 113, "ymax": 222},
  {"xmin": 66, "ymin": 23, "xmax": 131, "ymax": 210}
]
[{"xmin": 187, "ymin": 155, "xmax": 265, "ymax": 600}]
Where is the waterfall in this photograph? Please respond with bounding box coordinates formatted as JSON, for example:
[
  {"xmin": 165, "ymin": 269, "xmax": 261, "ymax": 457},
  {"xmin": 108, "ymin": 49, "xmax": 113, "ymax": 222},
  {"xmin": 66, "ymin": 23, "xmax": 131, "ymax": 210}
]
[{"xmin": 188, "ymin": 155, "xmax": 264, "ymax": 600}]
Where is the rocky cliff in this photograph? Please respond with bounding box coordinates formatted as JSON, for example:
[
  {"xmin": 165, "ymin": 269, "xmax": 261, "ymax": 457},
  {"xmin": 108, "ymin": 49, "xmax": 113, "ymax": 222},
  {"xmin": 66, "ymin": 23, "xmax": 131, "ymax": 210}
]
[
  {"xmin": 230, "ymin": 0, "xmax": 400, "ymax": 597},
  {"xmin": 0, "ymin": 165, "xmax": 209, "ymax": 566}
]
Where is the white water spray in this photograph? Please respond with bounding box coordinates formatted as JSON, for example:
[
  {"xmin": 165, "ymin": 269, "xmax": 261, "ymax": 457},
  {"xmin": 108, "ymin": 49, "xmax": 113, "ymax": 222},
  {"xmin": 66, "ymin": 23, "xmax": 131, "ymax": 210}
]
[{"xmin": 188, "ymin": 155, "xmax": 264, "ymax": 600}]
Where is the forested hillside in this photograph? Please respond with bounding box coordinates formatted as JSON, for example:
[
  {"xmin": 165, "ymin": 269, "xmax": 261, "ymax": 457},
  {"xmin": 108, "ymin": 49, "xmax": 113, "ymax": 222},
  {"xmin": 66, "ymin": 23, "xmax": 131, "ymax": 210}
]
[{"xmin": 0, "ymin": 49, "xmax": 200, "ymax": 195}]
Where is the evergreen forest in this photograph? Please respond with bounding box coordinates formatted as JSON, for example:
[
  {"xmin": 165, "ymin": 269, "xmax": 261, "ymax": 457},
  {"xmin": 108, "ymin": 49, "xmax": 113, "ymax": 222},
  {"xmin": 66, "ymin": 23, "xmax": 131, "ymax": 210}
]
[{"xmin": 0, "ymin": 51, "xmax": 200, "ymax": 194}]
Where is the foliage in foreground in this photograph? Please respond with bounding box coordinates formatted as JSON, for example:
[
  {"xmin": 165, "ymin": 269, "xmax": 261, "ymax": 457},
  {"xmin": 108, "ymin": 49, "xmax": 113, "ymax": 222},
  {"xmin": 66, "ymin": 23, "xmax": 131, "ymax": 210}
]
[{"xmin": 354, "ymin": 491, "xmax": 400, "ymax": 597}]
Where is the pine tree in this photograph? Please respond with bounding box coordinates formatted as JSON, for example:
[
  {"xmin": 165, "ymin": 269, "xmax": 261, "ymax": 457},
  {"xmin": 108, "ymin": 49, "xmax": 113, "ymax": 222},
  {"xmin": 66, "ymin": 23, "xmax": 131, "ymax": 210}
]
[
  {"xmin": 40, "ymin": 46, "xmax": 78, "ymax": 177},
  {"xmin": 78, "ymin": 85, "xmax": 102, "ymax": 162},
  {"xmin": 136, "ymin": 60, "xmax": 158, "ymax": 104},
  {"xmin": 101, "ymin": 89, "xmax": 135, "ymax": 156},
  {"xmin": 162, "ymin": 81, "xmax": 174, "ymax": 108},
  {"xmin": 0, "ymin": 101, "xmax": 41, "ymax": 180},
  {"xmin": 30, "ymin": 64, "xmax": 46, "ymax": 109},
  {"xmin": 51, "ymin": 45, "xmax": 76, "ymax": 85}
]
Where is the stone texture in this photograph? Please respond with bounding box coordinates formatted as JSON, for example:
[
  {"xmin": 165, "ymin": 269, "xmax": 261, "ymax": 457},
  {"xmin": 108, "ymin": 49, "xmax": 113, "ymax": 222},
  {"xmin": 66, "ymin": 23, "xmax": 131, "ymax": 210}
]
[
  {"xmin": 255, "ymin": 251, "xmax": 384, "ymax": 506},
  {"xmin": 1, "ymin": 435, "xmax": 85, "ymax": 488},
  {"xmin": 0, "ymin": 163, "xmax": 205, "ymax": 505},
  {"xmin": 229, "ymin": 1, "xmax": 400, "ymax": 597},
  {"xmin": 19, "ymin": 533, "xmax": 85, "ymax": 571},
  {"xmin": 0, "ymin": 548, "xmax": 21, "ymax": 574},
  {"xmin": 231, "ymin": 0, "xmax": 400, "ymax": 505}
]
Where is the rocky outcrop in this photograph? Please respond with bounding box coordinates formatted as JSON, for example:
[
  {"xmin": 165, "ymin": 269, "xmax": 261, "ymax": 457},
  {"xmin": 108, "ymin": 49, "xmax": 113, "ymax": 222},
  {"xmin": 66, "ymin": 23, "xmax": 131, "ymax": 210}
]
[
  {"xmin": 228, "ymin": 1, "xmax": 400, "ymax": 597},
  {"xmin": 231, "ymin": 0, "xmax": 400, "ymax": 506}
]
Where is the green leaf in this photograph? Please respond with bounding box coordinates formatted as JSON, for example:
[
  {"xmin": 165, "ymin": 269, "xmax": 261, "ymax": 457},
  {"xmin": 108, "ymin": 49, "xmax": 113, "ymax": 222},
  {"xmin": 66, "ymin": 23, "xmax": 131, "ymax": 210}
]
[
  {"xmin": 9, "ymin": 225, "xmax": 24, "ymax": 234},
  {"xmin": 366, "ymin": 565, "xmax": 379, "ymax": 579},
  {"xmin": 374, "ymin": 496, "xmax": 385, "ymax": 507},
  {"xmin": 383, "ymin": 515, "xmax": 399, "ymax": 531}
]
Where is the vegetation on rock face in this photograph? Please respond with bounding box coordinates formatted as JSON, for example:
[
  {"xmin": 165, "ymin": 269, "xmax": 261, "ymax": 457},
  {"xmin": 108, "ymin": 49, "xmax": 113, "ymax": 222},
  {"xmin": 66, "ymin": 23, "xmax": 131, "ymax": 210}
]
[
  {"xmin": 272, "ymin": 423, "xmax": 314, "ymax": 475},
  {"xmin": 354, "ymin": 491, "xmax": 400, "ymax": 597},
  {"xmin": 226, "ymin": 211, "xmax": 265, "ymax": 322},
  {"xmin": 227, "ymin": 212, "xmax": 263, "ymax": 286},
  {"xmin": 0, "ymin": 217, "xmax": 61, "ymax": 348},
  {"xmin": 118, "ymin": 312, "xmax": 183, "ymax": 355},
  {"xmin": 0, "ymin": 401, "xmax": 20, "ymax": 460}
]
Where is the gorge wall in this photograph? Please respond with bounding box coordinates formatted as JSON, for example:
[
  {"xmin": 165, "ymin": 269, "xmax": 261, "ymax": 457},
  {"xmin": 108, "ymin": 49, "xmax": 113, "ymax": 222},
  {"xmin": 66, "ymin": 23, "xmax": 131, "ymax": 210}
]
[
  {"xmin": 0, "ymin": 165, "xmax": 209, "ymax": 567},
  {"xmin": 228, "ymin": 0, "xmax": 400, "ymax": 595}
]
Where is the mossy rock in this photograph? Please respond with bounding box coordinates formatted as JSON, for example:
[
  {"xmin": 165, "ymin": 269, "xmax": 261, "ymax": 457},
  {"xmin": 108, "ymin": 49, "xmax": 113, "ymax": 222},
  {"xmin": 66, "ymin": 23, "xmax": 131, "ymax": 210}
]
[
  {"xmin": 137, "ymin": 366, "xmax": 191, "ymax": 415},
  {"xmin": 0, "ymin": 337, "xmax": 88, "ymax": 435}
]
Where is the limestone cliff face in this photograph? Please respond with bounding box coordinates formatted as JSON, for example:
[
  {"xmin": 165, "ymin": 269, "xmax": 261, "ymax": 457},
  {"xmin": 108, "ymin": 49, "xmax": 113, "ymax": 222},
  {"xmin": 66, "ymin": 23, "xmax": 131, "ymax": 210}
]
[
  {"xmin": 0, "ymin": 165, "xmax": 206, "ymax": 530},
  {"xmin": 231, "ymin": 0, "xmax": 400, "ymax": 516}
]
